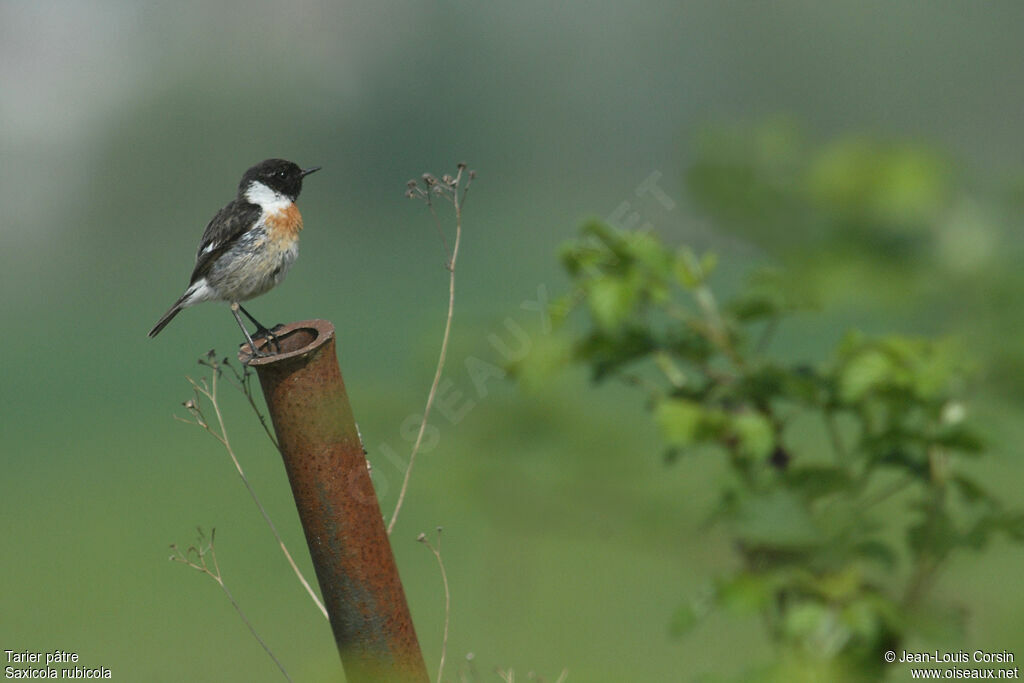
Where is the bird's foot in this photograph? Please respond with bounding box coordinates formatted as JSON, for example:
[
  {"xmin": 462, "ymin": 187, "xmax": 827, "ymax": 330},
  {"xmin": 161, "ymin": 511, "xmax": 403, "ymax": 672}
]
[
  {"xmin": 240, "ymin": 324, "xmax": 287, "ymax": 363},
  {"xmin": 253, "ymin": 323, "xmax": 286, "ymax": 352}
]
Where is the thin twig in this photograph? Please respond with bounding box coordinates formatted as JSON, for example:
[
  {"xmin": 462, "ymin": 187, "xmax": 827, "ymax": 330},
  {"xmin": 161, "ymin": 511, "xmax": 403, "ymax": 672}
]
[
  {"xmin": 223, "ymin": 360, "xmax": 280, "ymax": 451},
  {"xmin": 418, "ymin": 528, "xmax": 450, "ymax": 683},
  {"xmin": 170, "ymin": 529, "xmax": 292, "ymax": 682},
  {"xmin": 653, "ymin": 350, "xmax": 687, "ymax": 389},
  {"xmin": 180, "ymin": 357, "xmax": 327, "ymax": 620},
  {"xmin": 389, "ymin": 165, "xmax": 471, "ymax": 535},
  {"xmin": 694, "ymin": 283, "xmax": 745, "ymax": 370}
]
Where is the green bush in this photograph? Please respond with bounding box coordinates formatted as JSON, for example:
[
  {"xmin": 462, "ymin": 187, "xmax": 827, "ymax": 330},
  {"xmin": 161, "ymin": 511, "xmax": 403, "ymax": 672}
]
[
  {"xmin": 686, "ymin": 119, "xmax": 1024, "ymax": 402},
  {"xmin": 545, "ymin": 219, "xmax": 1023, "ymax": 681}
]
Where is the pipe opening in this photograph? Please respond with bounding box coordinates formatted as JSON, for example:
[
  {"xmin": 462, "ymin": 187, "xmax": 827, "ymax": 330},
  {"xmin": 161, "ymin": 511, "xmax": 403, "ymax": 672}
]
[
  {"xmin": 262, "ymin": 327, "xmax": 317, "ymax": 354},
  {"xmin": 241, "ymin": 319, "xmax": 335, "ymax": 365}
]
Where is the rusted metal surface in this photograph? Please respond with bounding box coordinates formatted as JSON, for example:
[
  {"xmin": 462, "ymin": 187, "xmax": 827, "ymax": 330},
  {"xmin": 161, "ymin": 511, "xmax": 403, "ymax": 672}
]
[{"xmin": 243, "ymin": 320, "xmax": 429, "ymax": 683}]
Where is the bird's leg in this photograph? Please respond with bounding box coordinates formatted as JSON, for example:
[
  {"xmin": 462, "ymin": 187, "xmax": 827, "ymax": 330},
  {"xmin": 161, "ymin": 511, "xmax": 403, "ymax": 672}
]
[
  {"xmin": 237, "ymin": 304, "xmax": 283, "ymax": 352},
  {"xmin": 237, "ymin": 304, "xmax": 272, "ymax": 336},
  {"xmin": 231, "ymin": 302, "xmax": 271, "ymax": 360}
]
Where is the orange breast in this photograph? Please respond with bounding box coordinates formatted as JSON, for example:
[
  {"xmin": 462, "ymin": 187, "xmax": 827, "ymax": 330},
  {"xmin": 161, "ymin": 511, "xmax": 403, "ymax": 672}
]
[{"xmin": 266, "ymin": 203, "xmax": 303, "ymax": 240}]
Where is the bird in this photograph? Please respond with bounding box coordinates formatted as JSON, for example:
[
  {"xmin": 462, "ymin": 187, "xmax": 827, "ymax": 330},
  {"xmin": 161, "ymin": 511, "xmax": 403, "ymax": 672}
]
[{"xmin": 148, "ymin": 158, "xmax": 320, "ymax": 357}]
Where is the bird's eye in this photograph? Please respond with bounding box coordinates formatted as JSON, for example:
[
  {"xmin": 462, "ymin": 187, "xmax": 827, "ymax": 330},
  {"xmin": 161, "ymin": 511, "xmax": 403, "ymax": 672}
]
[{"xmin": 276, "ymin": 170, "xmax": 287, "ymax": 178}]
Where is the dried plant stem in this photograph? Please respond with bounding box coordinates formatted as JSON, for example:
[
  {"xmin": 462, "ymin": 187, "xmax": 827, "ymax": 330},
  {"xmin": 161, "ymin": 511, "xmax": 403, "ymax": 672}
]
[
  {"xmin": 387, "ymin": 253, "xmax": 456, "ymax": 535},
  {"xmin": 388, "ymin": 165, "xmax": 470, "ymax": 535},
  {"xmin": 180, "ymin": 359, "xmax": 328, "ymax": 620},
  {"xmin": 418, "ymin": 529, "xmax": 450, "ymax": 683},
  {"xmin": 225, "ymin": 363, "xmax": 280, "ymax": 451},
  {"xmin": 171, "ymin": 529, "xmax": 292, "ymax": 682}
]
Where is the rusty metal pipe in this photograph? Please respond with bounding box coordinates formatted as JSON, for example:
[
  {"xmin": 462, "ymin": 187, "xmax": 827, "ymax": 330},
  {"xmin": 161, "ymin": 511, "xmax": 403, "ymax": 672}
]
[{"xmin": 242, "ymin": 320, "xmax": 429, "ymax": 683}]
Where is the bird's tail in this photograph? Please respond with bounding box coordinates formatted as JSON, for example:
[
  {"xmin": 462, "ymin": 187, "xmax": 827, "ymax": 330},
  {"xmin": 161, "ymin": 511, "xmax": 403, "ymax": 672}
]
[{"xmin": 148, "ymin": 295, "xmax": 188, "ymax": 338}]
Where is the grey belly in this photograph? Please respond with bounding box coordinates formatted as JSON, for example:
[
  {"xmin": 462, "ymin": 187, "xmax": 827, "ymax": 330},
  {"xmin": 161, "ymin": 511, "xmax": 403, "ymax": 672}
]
[{"xmin": 206, "ymin": 229, "xmax": 298, "ymax": 302}]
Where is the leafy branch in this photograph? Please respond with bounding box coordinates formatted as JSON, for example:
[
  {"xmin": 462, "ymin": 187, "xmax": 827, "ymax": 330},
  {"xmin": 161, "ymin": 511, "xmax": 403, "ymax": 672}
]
[{"xmin": 550, "ymin": 220, "xmax": 1024, "ymax": 679}]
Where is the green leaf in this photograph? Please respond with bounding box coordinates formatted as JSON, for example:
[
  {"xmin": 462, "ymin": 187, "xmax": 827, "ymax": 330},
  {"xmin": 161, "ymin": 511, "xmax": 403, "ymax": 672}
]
[
  {"xmin": 933, "ymin": 424, "xmax": 985, "ymax": 454},
  {"xmin": 850, "ymin": 540, "xmax": 898, "ymax": 571},
  {"xmin": 574, "ymin": 326, "xmax": 657, "ymax": 381},
  {"xmin": 782, "ymin": 601, "xmax": 848, "ymax": 653},
  {"xmin": 836, "ymin": 334, "xmax": 964, "ymax": 406},
  {"xmin": 1000, "ymin": 512, "xmax": 1024, "ymax": 542},
  {"xmin": 787, "ymin": 366, "xmax": 828, "ymax": 405},
  {"xmin": 727, "ymin": 292, "xmax": 782, "ymax": 323},
  {"xmin": 674, "ymin": 246, "xmax": 713, "ymax": 288},
  {"xmin": 737, "ymin": 364, "xmax": 785, "ymax": 401},
  {"xmin": 731, "ymin": 412, "xmax": 775, "ymax": 461},
  {"xmin": 964, "ymin": 511, "xmax": 1024, "ymax": 548},
  {"xmin": 950, "ymin": 473, "xmax": 996, "ymax": 507},
  {"xmin": 585, "ymin": 275, "xmax": 638, "ymax": 330},
  {"xmin": 814, "ymin": 566, "xmax": 864, "ymax": 602},
  {"xmin": 665, "ymin": 327, "xmax": 714, "ymax": 365},
  {"xmin": 655, "ymin": 398, "xmax": 705, "ymax": 447},
  {"xmin": 733, "ymin": 490, "xmax": 823, "ymax": 548},
  {"xmin": 840, "ymin": 592, "xmax": 902, "ymax": 645},
  {"xmin": 716, "ymin": 573, "xmax": 774, "ymax": 613},
  {"xmin": 839, "ymin": 599, "xmax": 881, "ymax": 643},
  {"xmin": 839, "ymin": 349, "xmax": 893, "ymax": 403},
  {"xmin": 581, "ymin": 220, "xmax": 630, "ymax": 261},
  {"xmin": 628, "ymin": 230, "xmax": 673, "ymax": 278},
  {"xmin": 786, "ymin": 466, "xmax": 855, "ymax": 501}
]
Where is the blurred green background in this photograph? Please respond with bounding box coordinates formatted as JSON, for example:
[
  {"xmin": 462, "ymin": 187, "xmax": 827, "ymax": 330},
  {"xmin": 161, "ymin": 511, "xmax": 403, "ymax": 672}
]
[{"xmin": 3, "ymin": 2, "xmax": 1023, "ymax": 681}]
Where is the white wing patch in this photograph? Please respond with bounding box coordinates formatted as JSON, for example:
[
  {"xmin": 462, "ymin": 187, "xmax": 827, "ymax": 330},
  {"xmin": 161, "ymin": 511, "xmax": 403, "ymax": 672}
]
[{"xmin": 181, "ymin": 278, "xmax": 216, "ymax": 307}]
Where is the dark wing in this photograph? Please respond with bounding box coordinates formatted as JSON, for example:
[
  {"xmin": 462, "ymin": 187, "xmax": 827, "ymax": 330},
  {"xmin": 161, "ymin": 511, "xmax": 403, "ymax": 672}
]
[{"xmin": 188, "ymin": 199, "xmax": 262, "ymax": 284}]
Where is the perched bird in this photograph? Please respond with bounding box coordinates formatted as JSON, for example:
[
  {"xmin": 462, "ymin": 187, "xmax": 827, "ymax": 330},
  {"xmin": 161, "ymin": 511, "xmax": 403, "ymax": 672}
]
[{"xmin": 148, "ymin": 158, "xmax": 320, "ymax": 356}]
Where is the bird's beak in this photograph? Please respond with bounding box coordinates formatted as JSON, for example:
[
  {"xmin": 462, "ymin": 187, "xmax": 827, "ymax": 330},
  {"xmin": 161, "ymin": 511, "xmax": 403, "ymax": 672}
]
[{"xmin": 301, "ymin": 166, "xmax": 322, "ymax": 177}]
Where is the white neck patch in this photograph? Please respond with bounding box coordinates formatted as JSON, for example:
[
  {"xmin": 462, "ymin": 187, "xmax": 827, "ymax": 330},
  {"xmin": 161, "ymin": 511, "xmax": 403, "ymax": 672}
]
[{"xmin": 245, "ymin": 181, "xmax": 291, "ymax": 213}]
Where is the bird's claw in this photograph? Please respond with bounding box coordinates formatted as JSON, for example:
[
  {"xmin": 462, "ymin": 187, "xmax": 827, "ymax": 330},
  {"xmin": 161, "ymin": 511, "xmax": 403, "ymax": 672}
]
[
  {"xmin": 253, "ymin": 324, "xmax": 285, "ymax": 351},
  {"xmin": 240, "ymin": 323, "xmax": 288, "ymax": 363}
]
